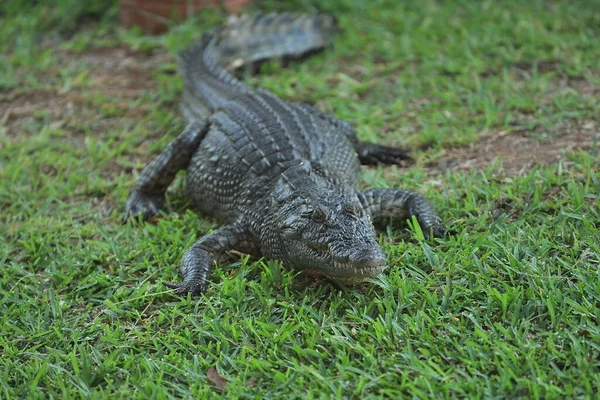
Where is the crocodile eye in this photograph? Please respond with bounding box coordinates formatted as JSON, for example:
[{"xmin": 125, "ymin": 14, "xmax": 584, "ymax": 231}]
[
  {"xmin": 344, "ymin": 204, "xmax": 363, "ymax": 217},
  {"xmin": 311, "ymin": 208, "xmax": 326, "ymax": 223}
]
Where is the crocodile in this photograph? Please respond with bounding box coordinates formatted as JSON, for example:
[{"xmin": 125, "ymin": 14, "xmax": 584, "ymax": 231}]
[{"xmin": 124, "ymin": 13, "xmax": 446, "ymax": 295}]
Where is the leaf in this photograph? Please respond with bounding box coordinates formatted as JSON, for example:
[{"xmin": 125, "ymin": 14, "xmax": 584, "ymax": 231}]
[
  {"xmin": 246, "ymin": 378, "xmax": 257, "ymax": 387},
  {"xmin": 207, "ymin": 367, "xmax": 228, "ymax": 391}
]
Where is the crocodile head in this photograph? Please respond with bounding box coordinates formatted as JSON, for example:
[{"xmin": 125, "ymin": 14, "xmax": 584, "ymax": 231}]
[{"xmin": 265, "ymin": 172, "xmax": 387, "ymax": 282}]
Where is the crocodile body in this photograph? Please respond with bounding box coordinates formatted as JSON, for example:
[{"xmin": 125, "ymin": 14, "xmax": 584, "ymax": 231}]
[{"xmin": 124, "ymin": 13, "xmax": 446, "ymax": 295}]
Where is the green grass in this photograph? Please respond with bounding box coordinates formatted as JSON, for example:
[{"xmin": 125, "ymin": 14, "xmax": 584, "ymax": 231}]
[{"xmin": 1, "ymin": 0, "xmax": 599, "ymax": 398}]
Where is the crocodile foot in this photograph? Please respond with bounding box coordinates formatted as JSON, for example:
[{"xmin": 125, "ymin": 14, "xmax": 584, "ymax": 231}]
[
  {"xmin": 164, "ymin": 279, "xmax": 207, "ymax": 296},
  {"xmin": 358, "ymin": 142, "xmax": 413, "ymax": 166},
  {"xmin": 427, "ymin": 223, "xmax": 448, "ymax": 239},
  {"xmin": 123, "ymin": 190, "xmax": 166, "ymax": 223}
]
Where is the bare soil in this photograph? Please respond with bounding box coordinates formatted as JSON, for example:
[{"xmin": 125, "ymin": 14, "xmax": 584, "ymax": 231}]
[
  {"xmin": 430, "ymin": 119, "xmax": 598, "ymax": 175},
  {"xmin": 0, "ymin": 46, "xmax": 169, "ymax": 141}
]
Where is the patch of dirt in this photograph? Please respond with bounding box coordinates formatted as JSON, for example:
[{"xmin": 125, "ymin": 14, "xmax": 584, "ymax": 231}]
[
  {"xmin": 429, "ymin": 119, "xmax": 598, "ymax": 175},
  {"xmin": 481, "ymin": 60, "xmax": 562, "ymax": 79},
  {"xmin": 425, "ymin": 60, "xmax": 599, "ymax": 175},
  {"xmin": 512, "ymin": 60, "xmax": 562, "ymax": 75},
  {"xmin": 489, "ymin": 61, "xmax": 600, "ymax": 98},
  {"xmin": 551, "ymin": 76, "xmax": 600, "ymax": 98},
  {"xmin": 76, "ymin": 45, "xmax": 171, "ymax": 90},
  {"xmin": 0, "ymin": 45, "xmax": 171, "ymax": 142}
]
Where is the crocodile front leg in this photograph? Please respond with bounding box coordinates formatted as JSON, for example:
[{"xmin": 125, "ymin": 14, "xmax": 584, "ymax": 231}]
[
  {"xmin": 124, "ymin": 121, "xmax": 208, "ymax": 222},
  {"xmin": 165, "ymin": 221, "xmax": 258, "ymax": 295},
  {"xmin": 359, "ymin": 188, "xmax": 445, "ymax": 238}
]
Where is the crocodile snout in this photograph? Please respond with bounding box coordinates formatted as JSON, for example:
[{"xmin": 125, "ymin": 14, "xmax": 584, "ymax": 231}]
[{"xmin": 349, "ymin": 247, "xmax": 386, "ymax": 271}]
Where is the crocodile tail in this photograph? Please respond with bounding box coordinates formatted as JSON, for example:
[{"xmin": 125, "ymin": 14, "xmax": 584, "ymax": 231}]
[
  {"xmin": 178, "ymin": 33, "xmax": 246, "ymax": 121},
  {"xmin": 178, "ymin": 12, "xmax": 339, "ymax": 122},
  {"xmin": 216, "ymin": 12, "xmax": 339, "ymax": 70}
]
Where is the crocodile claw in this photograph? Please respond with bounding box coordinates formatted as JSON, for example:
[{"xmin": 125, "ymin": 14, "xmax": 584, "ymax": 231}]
[
  {"xmin": 429, "ymin": 224, "xmax": 448, "ymax": 239},
  {"xmin": 358, "ymin": 143, "xmax": 413, "ymax": 166},
  {"xmin": 424, "ymin": 223, "xmax": 459, "ymax": 240},
  {"xmin": 123, "ymin": 190, "xmax": 166, "ymax": 223},
  {"xmin": 164, "ymin": 280, "xmax": 207, "ymax": 296}
]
